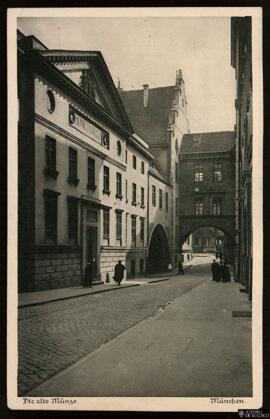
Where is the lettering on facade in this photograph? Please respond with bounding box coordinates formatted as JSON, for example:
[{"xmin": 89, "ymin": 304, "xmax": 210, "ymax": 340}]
[{"xmin": 69, "ymin": 107, "xmax": 109, "ymax": 148}]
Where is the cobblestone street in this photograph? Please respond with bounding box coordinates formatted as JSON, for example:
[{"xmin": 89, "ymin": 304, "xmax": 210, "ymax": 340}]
[{"xmin": 18, "ymin": 266, "xmax": 208, "ymax": 395}]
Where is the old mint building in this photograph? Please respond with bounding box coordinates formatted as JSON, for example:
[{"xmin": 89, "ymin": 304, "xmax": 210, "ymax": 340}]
[
  {"xmin": 18, "ymin": 31, "xmax": 154, "ymax": 291},
  {"xmin": 119, "ymin": 72, "xmax": 193, "ymax": 266},
  {"xmin": 178, "ymin": 131, "xmax": 235, "ymax": 264},
  {"xmin": 231, "ymin": 17, "xmax": 253, "ymax": 298}
]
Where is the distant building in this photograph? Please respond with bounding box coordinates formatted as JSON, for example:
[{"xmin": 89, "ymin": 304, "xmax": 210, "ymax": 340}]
[
  {"xmin": 231, "ymin": 17, "xmax": 252, "ymax": 298},
  {"xmin": 119, "ymin": 73, "xmax": 193, "ymax": 266},
  {"xmin": 179, "ymin": 131, "xmax": 235, "ymax": 263},
  {"xmin": 17, "ymin": 31, "xmax": 153, "ymax": 291},
  {"xmin": 192, "ymin": 226, "xmax": 224, "ymax": 254}
]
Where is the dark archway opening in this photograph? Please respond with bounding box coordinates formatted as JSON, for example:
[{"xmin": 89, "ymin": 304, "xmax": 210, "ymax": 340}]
[{"xmin": 147, "ymin": 225, "xmax": 169, "ymax": 274}]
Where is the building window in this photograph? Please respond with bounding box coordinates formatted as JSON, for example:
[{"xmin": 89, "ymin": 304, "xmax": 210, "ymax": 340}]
[
  {"xmin": 117, "ymin": 140, "xmax": 122, "ymax": 155},
  {"xmin": 130, "ymin": 260, "xmax": 136, "ymax": 277},
  {"xmin": 103, "ymin": 209, "xmax": 110, "ymax": 239},
  {"xmin": 87, "ymin": 157, "xmax": 96, "ymax": 190},
  {"xmin": 175, "ymin": 162, "xmax": 179, "ymax": 183},
  {"xmin": 194, "ymin": 164, "xmax": 203, "ymax": 183},
  {"xmin": 165, "ymin": 192, "xmax": 169, "ymax": 212},
  {"xmin": 132, "ymin": 183, "xmax": 137, "ymax": 205},
  {"xmin": 125, "ymin": 179, "xmax": 128, "ymax": 203},
  {"xmin": 131, "ymin": 216, "xmax": 136, "ymax": 243},
  {"xmin": 103, "ymin": 166, "xmax": 110, "ymax": 194},
  {"xmin": 133, "ymin": 155, "xmax": 137, "ymax": 169},
  {"xmin": 44, "ymin": 189, "xmax": 59, "ymax": 242},
  {"xmin": 159, "ymin": 189, "xmax": 163, "ymax": 209},
  {"xmin": 141, "ymin": 161, "xmax": 145, "ymax": 174},
  {"xmin": 68, "ymin": 148, "xmax": 79, "ymax": 185},
  {"xmin": 45, "ymin": 136, "xmax": 58, "ymax": 179},
  {"xmin": 213, "ymin": 164, "xmax": 222, "ymax": 182},
  {"xmin": 68, "ymin": 198, "xmax": 78, "ymax": 243},
  {"xmin": 176, "ymin": 197, "xmax": 179, "ymax": 217},
  {"xmin": 140, "ymin": 259, "xmax": 144, "ymax": 275},
  {"xmin": 116, "ymin": 211, "xmax": 122, "ymax": 240},
  {"xmin": 116, "ymin": 172, "xmax": 122, "ymax": 198},
  {"xmin": 125, "ymin": 150, "xmax": 128, "ymax": 164},
  {"xmin": 194, "ymin": 199, "xmax": 204, "ymax": 216},
  {"xmin": 141, "ymin": 187, "xmax": 145, "ymax": 208},
  {"xmin": 47, "ymin": 90, "xmax": 55, "ymax": 114},
  {"xmin": 152, "ymin": 185, "xmax": 156, "ymax": 206},
  {"xmin": 140, "ymin": 218, "xmax": 145, "ymax": 242},
  {"xmin": 213, "ymin": 198, "xmax": 222, "ymax": 215}
]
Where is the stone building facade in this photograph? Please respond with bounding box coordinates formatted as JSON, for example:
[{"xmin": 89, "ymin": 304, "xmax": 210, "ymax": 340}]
[
  {"xmin": 179, "ymin": 131, "xmax": 235, "ymax": 263},
  {"xmin": 18, "ymin": 31, "xmax": 153, "ymax": 291},
  {"xmin": 231, "ymin": 17, "xmax": 253, "ymax": 298},
  {"xmin": 119, "ymin": 73, "xmax": 193, "ymax": 267}
]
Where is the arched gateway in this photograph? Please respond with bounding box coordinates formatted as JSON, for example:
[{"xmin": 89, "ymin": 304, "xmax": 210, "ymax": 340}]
[{"xmin": 147, "ymin": 224, "xmax": 170, "ymax": 274}]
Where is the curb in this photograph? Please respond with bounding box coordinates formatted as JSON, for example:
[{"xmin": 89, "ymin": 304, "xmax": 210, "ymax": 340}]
[{"xmin": 18, "ymin": 283, "xmax": 141, "ymax": 309}]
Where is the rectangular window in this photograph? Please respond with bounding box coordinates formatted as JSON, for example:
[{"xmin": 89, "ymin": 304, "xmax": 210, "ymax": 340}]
[
  {"xmin": 213, "ymin": 198, "xmax": 222, "ymax": 215},
  {"xmin": 131, "ymin": 216, "xmax": 136, "ymax": 243},
  {"xmin": 176, "ymin": 198, "xmax": 179, "ymax": 217},
  {"xmin": 194, "ymin": 164, "xmax": 203, "ymax": 183},
  {"xmin": 69, "ymin": 148, "xmax": 78, "ymax": 181},
  {"xmin": 141, "ymin": 187, "xmax": 145, "ymax": 207},
  {"xmin": 140, "ymin": 218, "xmax": 145, "ymax": 242},
  {"xmin": 45, "ymin": 136, "xmax": 56, "ymax": 171},
  {"xmin": 213, "ymin": 164, "xmax": 222, "ymax": 182},
  {"xmin": 140, "ymin": 259, "xmax": 144, "ymax": 275},
  {"xmin": 125, "ymin": 150, "xmax": 128, "ymax": 164},
  {"xmin": 165, "ymin": 192, "xmax": 169, "ymax": 212},
  {"xmin": 116, "ymin": 211, "xmax": 122, "ymax": 240},
  {"xmin": 116, "ymin": 172, "xmax": 122, "ymax": 197},
  {"xmin": 133, "ymin": 155, "xmax": 137, "ymax": 169},
  {"xmin": 152, "ymin": 185, "xmax": 156, "ymax": 206},
  {"xmin": 44, "ymin": 190, "xmax": 58, "ymax": 242},
  {"xmin": 125, "ymin": 180, "xmax": 128, "ymax": 203},
  {"xmin": 132, "ymin": 183, "xmax": 137, "ymax": 204},
  {"xmin": 141, "ymin": 161, "xmax": 145, "ymax": 174},
  {"xmin": 194, "ymin": 199, "xmax": 204, "ymax": 216},
  {"xmin": 131, "ymin": 260, "xmax": 136, "ymax": 277},
  {"xmin": 159, "ymin": 189, "xmax": 163, "ymax": 209},
  {"xmin": 103, "ymin": 166, "xmax": 110, "ymax": 193},
  {"xmin": 68, "ymin": 198, "xmax": 78, "ymax": 243},
  {"xmin": 87, "ymin": 157, "xmax": 96, "ymax": 190},
  {"xmin": 103, "ymin": 209, "xmax": 110, "ymax": 239},
  {"xmin": 175, "ymin": 162, "xmax": 179, "ymax": 183}
]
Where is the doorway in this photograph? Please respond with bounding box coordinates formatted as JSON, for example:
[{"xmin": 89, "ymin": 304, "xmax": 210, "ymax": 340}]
[{"xmin": 86, "ymin": 226, "xmax": 98, "ymax": 275}]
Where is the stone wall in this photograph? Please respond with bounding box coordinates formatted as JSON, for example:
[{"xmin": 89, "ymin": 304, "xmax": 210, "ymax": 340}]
[
  {"xmin": 32, "ymin": 246, "xmax": 81, "ymax": 291},
  {"xmin": 100, "ymin": 248, "xmax": 126, "ymax": 283}
]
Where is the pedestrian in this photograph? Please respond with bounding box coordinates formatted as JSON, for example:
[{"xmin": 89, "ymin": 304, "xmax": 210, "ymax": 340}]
[
  {"xmin": 211, "ymin": 259, "xmax": 219, "ymax": 281},
  {"xmin": 168, "ymin": 263, "xmax": 172, "ymax": 273},
  {"xmin": 216, "ymin": 261, "xmax": 222, "ymax": 282},
  {"xmin": 114, "ymin": 260, "xmax": 125, "ymax": 286},
  {"xmin": 178, "ymin": 259, "xmax": 184, "ymax": 275},
  {"xmin": 222, "ymin": 262, "xmax": 231, "ymax": 283}
]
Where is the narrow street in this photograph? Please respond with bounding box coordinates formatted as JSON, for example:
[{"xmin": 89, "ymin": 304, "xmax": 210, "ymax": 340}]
[{"xmin": 18, "ymin": 258, "xmax": 252, "ymax": 397}]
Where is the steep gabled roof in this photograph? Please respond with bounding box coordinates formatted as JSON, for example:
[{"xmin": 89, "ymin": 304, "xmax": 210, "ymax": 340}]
[
  {"xmin": 120, "ymin": 86, "xmax": 176, "ymax": 145},
  {"xmin": 180, "ymin": 131, "xmax": 235, "ymax": 154}
]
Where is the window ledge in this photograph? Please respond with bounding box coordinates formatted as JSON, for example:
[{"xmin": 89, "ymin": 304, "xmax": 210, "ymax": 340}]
[
  {"xmin": 87, "ymin": 184, "xmax": 97, "ymax": 191},
  {"xmin": 103, "ymin": 189, "xmax": 111, "ymax": 196},
  {"xmin": 44, "ymin": 167, "xmax": 59, "ymax": 179},
  {"xmin": 68, "ymin": 177, "xmax": 80, "ymax": 186},
  {"xmin": 140, "ymin": 204, "xmax": 145, "ymax": 209},
  {"xmin": 116, "ymin": 194, "xmax": 123, "ymax": 200},
  {"xmin": 132, "ymin": 201, "xmax": 137, "ymax": 206}
]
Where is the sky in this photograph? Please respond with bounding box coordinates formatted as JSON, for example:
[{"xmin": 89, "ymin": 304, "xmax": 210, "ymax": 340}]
[{"xmin": 18, "ymin": 16, "xmax": 236, "ymax": 133}]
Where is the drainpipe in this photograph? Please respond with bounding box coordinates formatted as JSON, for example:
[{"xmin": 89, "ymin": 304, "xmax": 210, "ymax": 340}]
[{"xmin": 146, "ymin": 169, "xmax": 150, "ymax": 275}]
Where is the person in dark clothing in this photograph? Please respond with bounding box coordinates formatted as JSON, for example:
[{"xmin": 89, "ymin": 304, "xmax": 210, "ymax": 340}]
[
  {"xmin": 216, "ymin": 261, "xmax": 222, "ymax": 282},
  {"xmin": 114, "ymin": 260, "xmax": 125, "ymax": 285},
  {"xmin": 222, "ymin": 263, "xmax": 231, "ymax": 283},
  {"xmin": 178, "ymin": 260, "xmax": 184, "ymax": 275},
  {"xmin": 211, "ymin": 259, "xmax": 219, "ymax": 281},
  {"xmin": 84, "ymin": 258, "xmax": 96, "ymax": 288}
]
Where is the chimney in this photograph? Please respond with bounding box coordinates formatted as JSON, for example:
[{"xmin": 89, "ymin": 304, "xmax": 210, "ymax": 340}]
[
  {"xmin": 176, "ymin": 69, "xmax": 183, "ymax": 85},
  {"xmin": 117, "ymin": 78, "xmax": 123, "ymax": 92},
  {"xmin": 143, "ymin": 84, "xmax": 149, "ymax": 107}
]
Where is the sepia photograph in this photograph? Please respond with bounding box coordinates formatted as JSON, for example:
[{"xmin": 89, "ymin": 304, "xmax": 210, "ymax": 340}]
[{"xmin": 7, "ymin": 7, "xmax": 263, "ymax": 411}]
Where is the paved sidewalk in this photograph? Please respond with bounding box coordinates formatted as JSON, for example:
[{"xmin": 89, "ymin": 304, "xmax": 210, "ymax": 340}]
[
  {"xmin": 18, "ymin": 275, "xmax": 182, "ymax": 308},
  {"xmin": 30, "ymin": 279, "xmax": 252, "ymax": 397}
]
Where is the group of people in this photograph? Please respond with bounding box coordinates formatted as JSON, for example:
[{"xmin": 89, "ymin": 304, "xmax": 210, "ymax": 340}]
[
  {"xmin": 84, "ymin": 259, "xmax": 125, "ymax": 287},
  {"xmin": 211, "ymin": 259, "xmax": 231, "ymax": 282}
]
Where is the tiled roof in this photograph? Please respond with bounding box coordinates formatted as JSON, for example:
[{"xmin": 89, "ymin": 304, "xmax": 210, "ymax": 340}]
[
  {"xmin": 180, "ymin": 131, "xmax": 235, "ymax": 154},
  {"xmin": 119, "ymin": 86, "xmax": 175, "ymax": 145}
]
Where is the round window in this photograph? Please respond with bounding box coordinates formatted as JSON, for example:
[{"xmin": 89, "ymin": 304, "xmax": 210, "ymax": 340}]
[
  {"xmin": 117, "ymin": 140, "xmax": 122, "ymax": 155},
  {"xmin": 47, "ymin": 90, "xmax": 56, "ymax": 113}
]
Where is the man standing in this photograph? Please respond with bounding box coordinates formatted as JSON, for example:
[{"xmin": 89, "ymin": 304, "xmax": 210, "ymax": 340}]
[
  {"xmin": 178, "ymin": 259, "xmax": 184, "ymax": 275},
  {"xmin": 211, "ymin": 259, "xmax": 219, "ymax": 281},
  {"xmin": 114, "ymin": 260, "xmax": 125, "ymax": 285}
]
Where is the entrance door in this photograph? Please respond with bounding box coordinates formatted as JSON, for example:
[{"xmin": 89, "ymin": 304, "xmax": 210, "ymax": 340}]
[{"xmin": 86, "ymin": 226, "xmax": 98, "ymax": 274}]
